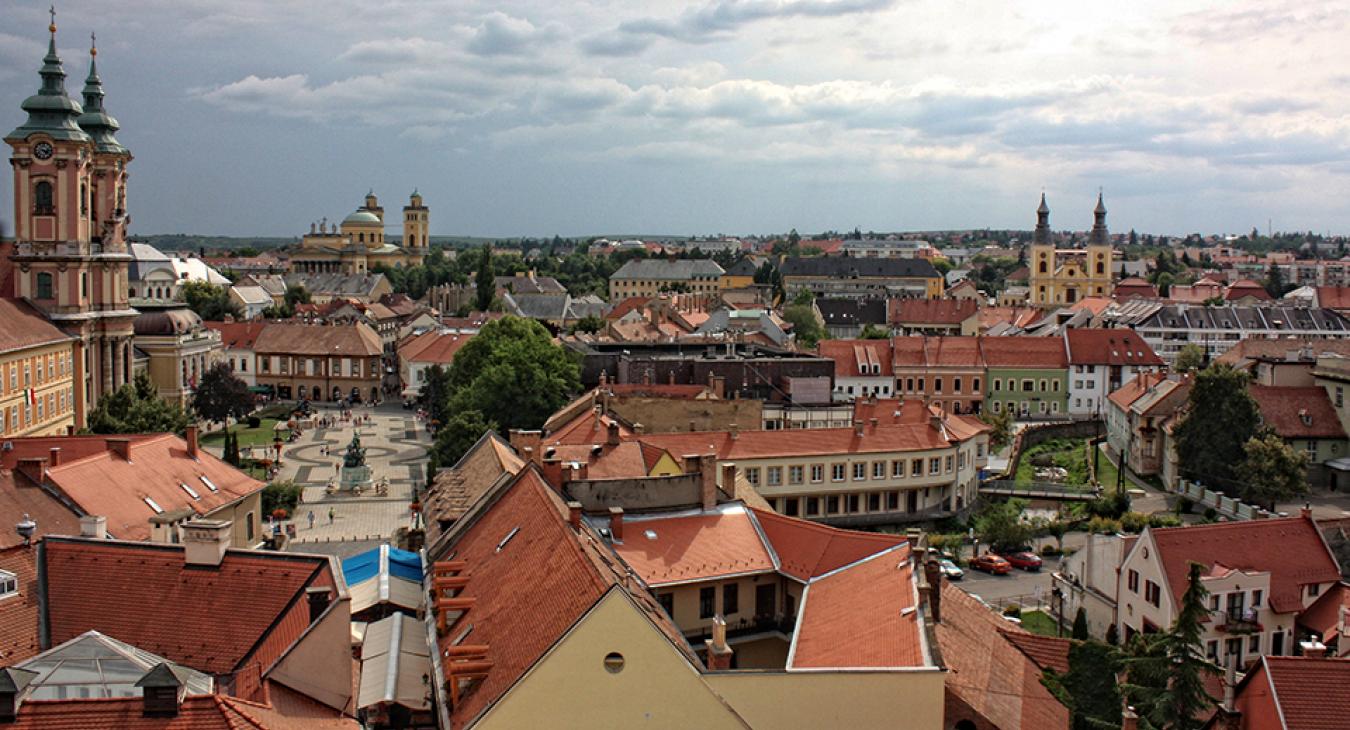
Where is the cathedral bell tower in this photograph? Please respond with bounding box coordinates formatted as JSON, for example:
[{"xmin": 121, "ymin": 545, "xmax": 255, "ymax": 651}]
[
  {"xmin": 5, "ymin": 13, "xmax": 138, "ymax": 426},
  {"xmin": 402, "ymin": 189, "xmax": 429, "ymax": 252}
]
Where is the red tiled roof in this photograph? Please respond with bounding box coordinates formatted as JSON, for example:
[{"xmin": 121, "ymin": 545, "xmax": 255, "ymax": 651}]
[
  {"xmin": 818, "ymin": 339, "xmax": 894, "ymax": 377},
  {"xmin": 935, "ymin": 583, "xmax": 1070, "ymax": 729},
  {"xmin": 252, "ymin": 322, "xmax": 382, "ymax": 357},
  {"xmin": 0, "ymin": 546, "xmax": 40, "ymax": 664},
  {"xmin": 3, "ymin": 694, "xmax": 358, "ymax": 729},
  {"xmin": 612, "ymin": 506, "xmax": 776, "ymax": 586},
  {"xmin": 976, "ymin": 307, "xmax": 1043, "ymax": 331},
  {"xmin": 789, "ymin": 545, "xmax": 924, "ymax": 668},
  {"xmin": 604, "ymin": 296, "xmax": 651, "ymax": 321},
  {"xmin": 1249, "ymin": 385, "xmax": 1348, "ymax": 440},
  {"xmin": 997, "ymin": 629, "xmax": 1071, "ymax": 674},
  {"xmin": 203, "ymin": 321, "xmax": 267, "ymax": 350},
  {"xmin": 749, "ymin": 507, "xmax": 904, "ymax": 581},
  {"xmin": 1297, "ymin": 582, "xmax": 1350, "ymax": 643},
  {"xmin": 888, "ymin": 298, "xmax": 978, "ymax": 325},
  {"xmin": 0, "ymin": 471, "xmax": 81, "ymax": 550},
  {"xmin": 1316, "ymin": 286, "xmax": 1350, "ymax": 310},
  {"xmin": 43, "ymin": 538, "xmax": 334, "ymax": 674},
  {"xmin": 545, "ymin": 410, "xmax": 633, "ymax": 446},
  {"xmin": 1068, "ymin": 296, "xmax": 1115, "ymax": 316},
  {"xmin": 0, "ymin": 298, "xmax": 72, "ymax": 355},
  {"xmin": 33, "ymin": 434, "xmax": 265, "ymax": 542},
  {"xmin": 398, "ymin": 329, "xmax": 475, "ymax": 365},
  {"xmin": 1107, "ymin": 371, "xmax": 1169, "ymax": 412},
  {"xmin": 1065, "ymin": 329, "xmax": 1164, "ymax": 366},
  {"xmin": 606, "ymin": 383, "xmax": 709, "ymax": 399},
  {"xmin": 1226, "ymin": 280, "xmax": 1272, "ymax": 300},
  {"xmin": 1256, "ymin": 656, "xmax": 1350, "ymax": 730},
  {"xmin": 1146, "ymin": 516, "xmax": 1341, "ymax": 614},
  {"xmin": 635, "ymin": 422, "xmax": 955, "ymax": 462},
  {"xmin": 979, "ymin": 336, "xmax": 1068, "ymax": 368},
  {"xmin": 0, "ymin": 434, "xmax": 155, "ymax": 472},
  {"xmin": 1113, "ymin": 278, "xmax": 1159, "ymax": 299},
  {"xmin": 889, "ymin": 336, "xmax": 986, "ymax": 369}
]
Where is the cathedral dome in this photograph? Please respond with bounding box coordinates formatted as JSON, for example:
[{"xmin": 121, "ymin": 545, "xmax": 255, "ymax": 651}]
[
  {"xmin": 133, "ymin": 307, "xmax": 202, "ymax": 336},
  {"xmin": 343, "ymin": 210, "xmax": 380, "ymax": 226}
]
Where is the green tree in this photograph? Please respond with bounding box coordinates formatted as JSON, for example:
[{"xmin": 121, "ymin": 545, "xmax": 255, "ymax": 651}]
[
  {"xmin": 1173, "ymin": 344, "xmax": 1206, "ymax": 373},
  {"xmin": 192, "ymin": 362, "xmax": 254, "ymax": 429},
  {"xmin": 1072, "ymin": 607, "xmax": 1089, "ymax": 640},
  {"xmin": 178, "ymin": 280, "xmax": 242, "ymax": 321},
  {"xmin": 1263, "ymin": 263, "xmax": 1287, "ymax": 298},
  {"xmin": 261, "ymin": 480, "xmax": 304, "ymax": 516},
  {"xmin": 417, "ymin": 364, "xmax": 453, "ymax": 426},
  {"xmin": 569, "ymin": 315, "xmax": 605, "ymax": 335},
  {"xmin": 447, "ymin": 316, "xmax": 580, "ymax": 430},
  {"xmin": 426, "ymin": 409, "xmax": 497, "ymax": 485},
  {"xmin": 859, "ymin": 324, "xmax": 890, "ymax": 339},
  {"xmin": 1173, "ymin": 365, "xmax": 1260, "ymax": 496},
  {"xmin": 475, "ymin": 244, "xmax": 495, "ymax": 312},
  {"xmin": 1043, "ymin": 640, "xmax": 1122, "ymax": 730},
  {"xmin": 980, "ymin": 408, "xmax": 1014, "ymax": 449},
  {"xmin": 1237, "ymin": 433, "xmax": 1309, "ymax": 510},
  {"xmin": 284, "ymin": 284, "xmax": 312, "ymax": 310},
  {"xmin": 782, "ymin": 303, "xmax": 825, "ymax": 348},
  {"xmin": 85, "ymin": 372, "xmax": 189, "ymax": 435},
  {"xmin": 975, "ymin": 498, "xmax": 1032, "ymax": 552},
  {"xmin": 1045, "ymin": 520, "xmax": 1069, "ymax": 553},
  {"xmin": 1124, "ymin": 562, "xmax": 1218, "ymax": 730}
]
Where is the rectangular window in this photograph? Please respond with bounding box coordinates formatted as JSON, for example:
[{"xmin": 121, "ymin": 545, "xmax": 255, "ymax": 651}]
[
  {"xmin": 906, "ymin": 377, "xmax": 915, "ymax": 391},
  {"xmin": 1252, "ymin": 590, "xmax": 1263, "ymax": 608},
  {"xmin": 1207, "ymin": 640, "xmax": 1219, "ymax": 661},
  {"xmin": 872, "ymin": 461, "xmax": 885, "ymax": 479},
  {"xmin": 1052, "ymin": 380, "xmax": 1060, "ymax": 392},
  {"xmin": 1023, "ymin": 379, "xmax": 1034, "ymax": 392},
  {"xmin": 832, "ymin": 464, "xmax": 845, "ymax": 482},
  {"xmin": 992, "ymin": 378, "xmax": 1001, "ymax": 392},
  {"xmin": 811, "ymin": 464, "xmax": 824, "ymax": 482},
  {"xmin": 847, "ymin": 494, "xmax": 860, "ymax": 513},
  {"xmin": 805, "ymin": 497, "xmax": 820, "ymax": 516},
  {"xmin": 246, "ymin": 513, "xmax": 255, "ymax": 541},
  {"xmin": 658, "ymin": 592, "xmax": 674, "ymax": 617},
  {"xmin": 917, "ymin": 377, "xmax": 925, "ymax": 392},
  {"xmin": 785, "ymin": 497, "xmax": 799, "ymax": 516},
  {"xmin": 1248, "ymin": 634, "xmax": 1260, "ymax": 653},
  {"xmin": 929, "ymin": 458, "xmax": 941, "ymax": 475},
  {"xmin": 868, "ymin": 492, "xmax": 880, "ymax": 511},
  {"xmin": 723, "ymin": 583, "xmax": 739, "ymax": 615},
  {"xmin": 945, "ymin": 455, "xmax": 954, "ymax": 472},
  {"xmin": 766, "ymin": 466, "xmax": 782, "ymax": 486},
  {"xmin": 911, "ymin": 459, "xmax": 922, "ymax": 477},
  {"xmin": 745, "ymin": 467, "xmax": 761, "ymax": 486},
  {"xmin": 1145, "ymin": 580, "xmax": 1161, "ymax": 607},
  {"xmin": 1128, "ymin": 569, "xmax": 1139, "ymax": 593},
  {"xmin": 826, "ymin": 495, "xmax": 840, "ymax": 514},
  {"xmin": 887, "ymin": 491, "xmax": 899, "ymax": 510},
  {"xmin": 953, "ymin": 377, "xmax": 962, "ymax": 393},
  {"xmin": 853, "ymin": 462, "xmax": 866, "ymax": 480},
  {"xmin": 892, "ymin": 459, "xmax": 904, "ymax": 477},
  {"xmin": 993, "ymin": 401, "xmax": 1002, "ymax": 413},
  {"xmin": 1310, "ymin": 583, "xmax": 1322, "ymax": 598},
  {"xmin": 700, "ymin": 587, "xmax": 715, "ymax": 618},
  {"xmin": 789, "ymin": 465, "xmax": 804, "ymax": 484},
  {"xmin": 934, "ymin": 377, "xmax": 943, "ymax": 393},
  {"xmin": 973, "ymin": 377, "xmax": 981, "ymax": 392}
]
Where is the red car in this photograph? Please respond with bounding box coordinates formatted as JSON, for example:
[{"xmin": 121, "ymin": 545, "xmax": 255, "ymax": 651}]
[
  {"xmin": 971, "ymin": 553, "xmax": 1012, "ymax": 575},
  {"xmin": 996, "ymin": 549, "xmax": 1043, "ymax": 571}
]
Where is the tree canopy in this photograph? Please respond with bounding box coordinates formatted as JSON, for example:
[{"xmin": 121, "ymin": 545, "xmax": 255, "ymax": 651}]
[
  {"xmin": 427, "ymin": 409, "xmax": 497, "ymax": 486},
  {"xmin": 1173, "ymin": 344, "xmax": 1206, "ymax": 374},
  {"xmin": 85, "ymin": 372, "xmax": 189, "ymax": 435},
  {"xmin": 475, "ymin": 244, "xmax": 495, "ymax": 312},
  {"xmin": 178, "ymin": 280, "xmax": 241, "ymax": 321},
  {"xmin": 1237, "ymin": 433, "xmax": 1309, "ymax": 510},
  {"xmin": 1124, "ymin": 562, "xmax": 1218, "ymax": 730},
  {"xmin": 975, "ymin": 498, "xmax": 1032, "ymax": 552},
  {"xmin": 445, "ymin": 316, "xmax": 580, "ymax": 431},
  {"xmin": 192, "ymin": 363, "xmax": 254, "ymax": 427},
  {"xmin": 1173, "ymin": 365, "xmax": 1260, "ymax": 495}
]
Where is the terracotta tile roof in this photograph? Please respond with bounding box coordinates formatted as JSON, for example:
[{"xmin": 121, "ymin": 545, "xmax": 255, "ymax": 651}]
[
  {"xmin": 922, "ymin": 335, "xmax": 986, "ymax": 368},
  {"xmin": 1145, "ymin": 516, "xmax": 1341, "ymax": 614},
  {"xmin": 818, "ymin": 339, "xmax": 894, "ymax": 377},
  {"xmin": 33, "ymin": 434, "xmax": 265, "ymax": 542},
  {"xmin": 1113, "ymin": 278, "xmax": 1159, "ymax": 299},
  {"xmin": 1107, "ymin": 371, "xmax": 1169, "ymax": 412},
  {"xmin": 888, "ymin": 298, "xmax": 978, "ymax": 325},
  {"xmin": 3, "ymin": 694, "xmax": 358, "ymax": 729},
  {"xmin": 1297, "ymin": 581, "xmax": 1350, "ymax": 643},
  {"xmin": 634, "ymin": 422, "xmax": 955, "ymax": 462},
  {"xmin": 1068, "ymin": 296, "xmax": 1116, "ymax": 315},
  {"xmin": 1065, "ymin": 329, "xmax": 1164, "ymax": 366},
  {"xmin": 976, "ymin": 307, "xmax": 1043, "ymax": 332},
  {"xmin": 439, "ymin": 312, "xmax": 505, "ymax": 329},
  {"xmin": 789, "ymin": 545, "xmax": 924, "ymax": 668},
  {"xmin": 997, "ymin": 628, "xmax": 1071, "ymax": 674},
  {"xmin": 252, "ymin": 322, "xmax": 382, "ymax": 357},
  {"xmin": 424, "ymin": 433, "xmax": 524, "ymax": 550},
  {"xmin": 397, "ymin": 329, "xmax": 475, "ymax": 365},
  {"xmin": 603, "ymin": 296, "xmax": 651, "ymax": 321},
  {"xmin": 1249, "ymin": 385, "xmax": 1348, "ymax": 440},
  {"xmin": 0, "ymin": 434, "xmax": 157, "ymax": 471},
  {"xmin": 1226, "ymin": 280, "xmax": 1272, "ymax": 300},
  {"xmin": 1316, "ymin": 286, "xmax": 1350, "ymax": 310},
  {"xmin": 1217, "ymin": 337, "xmax": 1350, "ymax": 366},
  {"xmin": 1254, "ymin": 656, "xmax": 1350, "ymax": 730},
  {"xmin": 0, "ymin": 471, "xmax": 81, "ymax": 550},
  {"xmin": 545, "ymin": 410, "xmax": 633, "ymax": 446},
  {"xmin": 606, "ymin": 383, "xmax": 710, "ymax": 399},
  {"xmin": 203, "ymin": 321, "xmax": 267, "ymax": 350},
  {"xmin": 0, "ymin": 298, "xmax": 72, "ymax": 355},
  {"xmin": 935, "ymin": 583, "xmax": 1070, "ymax": 729},
  {"xmin": 42, "ymin": 538, "xmax": 335, "ymax": 675},
  {"xmin": 612, "ymin": 505, "xmax": 776, "ymax": 587},
  {"xmin": 749, "ymin": 507, "xmax": 904, "ymax": 581},
  {"xmin": 0, "ymin": 546, "xmax": 40, "ymax": 664},
  {"xmin": 980, "ymin": 336, "xmax": 1068, "ymax": 368}
]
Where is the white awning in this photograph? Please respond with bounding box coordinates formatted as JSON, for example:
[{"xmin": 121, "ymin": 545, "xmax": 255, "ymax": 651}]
[{"xmin": 357, "ymin": 613, "xmax": 431, "ymax": 711}]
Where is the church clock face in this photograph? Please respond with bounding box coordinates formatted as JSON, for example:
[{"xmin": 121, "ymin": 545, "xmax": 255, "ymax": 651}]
[{"xmin": 33, "ymin": 142, "xmax": 53, "ymax": 160}]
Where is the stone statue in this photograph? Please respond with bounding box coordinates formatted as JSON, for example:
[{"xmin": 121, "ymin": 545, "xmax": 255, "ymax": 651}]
[{"xmin": 343, "ymin": 433, "xmax": 366, "ymax": 468}]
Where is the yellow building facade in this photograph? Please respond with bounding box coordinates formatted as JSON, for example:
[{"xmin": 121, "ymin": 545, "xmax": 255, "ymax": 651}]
[
  {"xmin": 290, "ymin": 191, "xmax": 429, "ymax": 274},
  {"xmin": 1027, "ymin": 193, "xmax": 1114, "ymax": 306},
  {"xmin": 0, "ymin": 338, "xmax": 78, "ymax": 438}
]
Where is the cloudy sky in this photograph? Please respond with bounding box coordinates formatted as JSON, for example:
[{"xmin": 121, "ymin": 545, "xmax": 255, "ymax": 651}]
[{"xmin": 2, "ymin": 0, "xmax": 1348, "ymax": 238}]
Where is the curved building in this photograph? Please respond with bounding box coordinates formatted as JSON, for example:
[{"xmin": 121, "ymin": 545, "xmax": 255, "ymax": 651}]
[{"xmin": 289, "ymin": 190, "xmax": 429, "ymax": 274}]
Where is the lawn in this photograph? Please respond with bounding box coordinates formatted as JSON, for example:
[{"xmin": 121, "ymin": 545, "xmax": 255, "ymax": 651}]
[
  {"xmin": 1018, "ymin": 609, "xmax": 1060, "ymax": 637},
  {"xmin": 1092, "ymin": 444, "xmax": 1123, "ymax": 490},
  {"xmin": 202, "ymin": 419, "xmax": 283, "ymax": 449},
  {"xmin": 1014, "ymin": 438, "xmax": 1096, "ymax": 490}
]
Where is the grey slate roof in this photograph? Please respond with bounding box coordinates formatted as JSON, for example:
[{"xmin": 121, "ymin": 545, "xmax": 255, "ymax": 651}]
[
  {"xmin": 285, "ymin": 272, "xmax": 388, "ymax": 298},
  {"xmin": 725, "ymin": 259, "xmax": 759, "ymax": 277},
  {"xmin": 610, "ymin": 258, "xmax": 725, "ymax": 281},
  {"xmin": 816, "ymin": 298, "xmax": 888, "ymax": 327},
  {"xmin": 780, "ymin": 256, "xmax": 940, "ymax": 279}
]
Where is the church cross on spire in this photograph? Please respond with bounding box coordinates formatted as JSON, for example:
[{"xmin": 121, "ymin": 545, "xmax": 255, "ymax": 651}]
[{"xmin": 49, "ymin": 5, "xmax": 56, "ymax": 33}]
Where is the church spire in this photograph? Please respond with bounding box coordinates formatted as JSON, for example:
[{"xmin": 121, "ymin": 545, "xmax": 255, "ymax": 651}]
[
  {"xmin": 1033, "ymin": 193, "xmax": 1051, "ymax": 245},
  {"xmin": 77, "ymin": 30, "xmax": 126, "ymax": 154},
  {"xmin": 1090, "ymin": 190, "xmax": 1108, "ymax": 245},
  {"xmin": 4, "ymin": 7, "xmax": 90, "ymax": 143}
]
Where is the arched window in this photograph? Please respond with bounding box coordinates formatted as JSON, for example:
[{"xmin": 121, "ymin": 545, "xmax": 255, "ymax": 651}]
[
  {"xmin": 80, "ymin": 182, "xmax": 88, "ymax": 216},
  {"xmin": 36, "ymin": 272, "xmax": 53, "ymax": 299},
  {"xmin": 1096, "ymin": 261, "xmax": 1105, "ymax": 274},
  {"xmin": 1038, "ymin": 261, "xmax": 1048, "ymax": 274},
  {"xmin": 34, "ymin": 181, "xmax": 54, "ymax": 215}
]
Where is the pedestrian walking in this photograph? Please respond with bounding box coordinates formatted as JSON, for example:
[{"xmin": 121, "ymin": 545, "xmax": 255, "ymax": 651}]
[
  {"xmin": 328, "ymin": 507, "xmax": 335, "ymax": 525},
  {"xmin": 307, "ymin": 510, "xmax": 315, "ymax": 530}
]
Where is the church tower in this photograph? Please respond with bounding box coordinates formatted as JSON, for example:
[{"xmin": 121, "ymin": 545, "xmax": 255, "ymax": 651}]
[
  {"xmin": 402, "ymin": 189, "xmax": 429, "ymax": 252},
  {"xmin": 1085, "ymin": 192, "xmax": 1113, "ymax": 296},
  {"xmin": 5, "ymin": 15, "xmax": 138, "ymax": 425}
]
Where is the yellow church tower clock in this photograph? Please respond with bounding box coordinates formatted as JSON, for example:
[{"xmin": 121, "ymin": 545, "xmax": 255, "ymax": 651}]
[{"xmin": 5, "ymin": 13, "xmax": 138, "ymax": 425}]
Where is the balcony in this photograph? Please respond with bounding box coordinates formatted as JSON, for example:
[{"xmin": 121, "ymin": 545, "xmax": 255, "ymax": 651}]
[{"xmin": 1212, "ymin": 609, "xmax": 1262, "ymax": 634}]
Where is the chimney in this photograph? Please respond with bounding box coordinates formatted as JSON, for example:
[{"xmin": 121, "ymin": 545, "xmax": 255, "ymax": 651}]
[
  {"xmin": 509, "ymin": 430, "xmax": 544, "ymax": 465},
  {"xmin": 0, "ymin": 667, "xmax": 39, "ymax": 722},
  {"xmin": 924, "ymin": 558, "xmax": 943, "ymax": 623},
  {"xmin": 567, "ymin": 501, "xmax": 583, "ymax": 530},
  {"xmin": 1214, "ymin": 659, "xmax": 1243, "ymax": 730},
  {"xmin": 868, "ymin": 417, "xmax": 878, "ymax": 430},
  {"xmin": 79, "ymin": 515, "xmax": 107, "ymax": 539},
  {"xmin": 14, "ymin": 458, "xmax": 46, "ymax": 485},
  {"xmin": 721, "ymin": 463, "xmax": 737, "ymax": 496},
  {"xmin": 1301, "ymin": 503, "xmax": 1313, "ymax": 520},
  {"xmin": 854, "ymin": 420, "xmax": 865, "ymax": 437},
  {"xmin": 712, "ymin": 375, "xmax": 726, "ymax": 399},
  {"xmin": 48, "ymin": 447, "xmax": 60, "ymax": 468},
  {"xmin": 700, "ymin": 454, "xmax": 718, "ymax": 511},
  {"xmin": 1121, "ymin": 706, "xmax": 1138, "ymax": 730},
  {"xmin": 181, "ymin": 520, "xmax": 232, "ymax": 567},
  {"xmin": 608, "ymin": 507, "xmax": 624, "ymax": 542},
  {"xmin": 106, "ymin": 438, "xmax": 132, "ymax": 462},
  {"xmin": 135, "ymin": 663, "xmax": 186, "ymax": 717},
  {"xmin": 607, "ymin": 421, "xmax": 621, "ymax": 447},
  {"xmin": 729, "ymin": 423, "xmax": 739, "ymax": 440},
  {"xmin": 705, "ymin": 615, "xmax": 733, "ymax": 670},
  {"xmin": 306, "ymin": 586, "xmax": 331, "ymax": 623},
  {"xmin": 1300, "ymin": 640, "xmax": 1327, "ymax": 658},
  {"xmin": 185, "ymin": 426, "xmax": 198, "ymax": 459},
  {"xmin": 633, "ymin": 422, "xmax": 645, "ymax": 435}
]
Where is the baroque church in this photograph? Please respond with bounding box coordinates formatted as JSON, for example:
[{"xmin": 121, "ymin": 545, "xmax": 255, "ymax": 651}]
[{"xmin": 288, "ymin": 190, "xmax": 430, "ymax": 274}]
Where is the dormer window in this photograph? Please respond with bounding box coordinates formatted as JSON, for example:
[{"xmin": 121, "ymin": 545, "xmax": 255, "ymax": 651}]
[{"xmin": 0, "ymin": 570, "xmax": 16, "ymax": 599}]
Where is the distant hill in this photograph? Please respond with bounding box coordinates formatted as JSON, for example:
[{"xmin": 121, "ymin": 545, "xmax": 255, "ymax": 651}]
[{"xmin": 137, "ymin": 234, "xmax": 296, "ymax": 253}]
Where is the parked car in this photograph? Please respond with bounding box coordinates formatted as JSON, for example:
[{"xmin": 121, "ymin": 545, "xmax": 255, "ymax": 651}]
[
  {"xmin": 995, "ymin": 548, "xmax": 1043, "ymax": 571},
  {"xmin": 937, "ymin": 558, "xmax": 964, "ymax": 581},
  {"xmin": 971, "ymin": 553, "xmax": 1012, "ymax": 575}
]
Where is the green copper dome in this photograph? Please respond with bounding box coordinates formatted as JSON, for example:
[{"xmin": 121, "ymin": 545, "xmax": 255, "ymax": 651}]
[
  {"xmin": 77, "ymin": 39, "xmax": 127, "ymax": 155},
  {"xmin": 343, "ymin": 210, "xmax": 381, "ymax": 225},
  {"xmin": 5, "ymin": 22, "xmax": 90, "ymax": 144}
]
